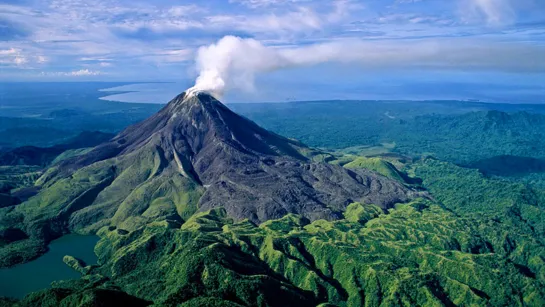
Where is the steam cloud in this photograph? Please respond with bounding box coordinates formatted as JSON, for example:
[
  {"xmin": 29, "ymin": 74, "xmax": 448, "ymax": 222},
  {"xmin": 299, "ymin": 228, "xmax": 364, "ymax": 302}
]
[
  {"xmin": 188, "ymin": 36, "xmax": 289, "ymax": 97},
  {"xmin": 188, "ymin": 35, "xmax": 545, "ymax": 97},
  {"xmin": 187, "ymin": 35, "xmax": 376, "ymax": 97}
]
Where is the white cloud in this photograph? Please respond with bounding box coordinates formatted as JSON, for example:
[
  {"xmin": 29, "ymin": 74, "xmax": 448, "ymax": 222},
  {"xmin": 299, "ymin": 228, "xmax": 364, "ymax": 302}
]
[
  {"xmin": 463, "ymin": 0, "xmax": 516, "ymax": 25},
  {"xmin": 394, "ymin": 0, "xmax": 425, "ymax": 4},
  {"xmin": 159, "ymin": 49, "xmax": 193, "ymax": 62},
  {"xmin": 0, "ymin": 48, "xmax": 29, "ymax": 66},
  {"xmin": 0, "ymin": 48, "xmax": 18, "ymax": 55},
  {"xmin": 250, "ymin": 7, "xmax": 322, "ymax": 31},
  {"xmin": 36, "ymin": 55, "xmax": 48, "ymax": 63},
  {"xmin": 1, "ymin": 0, "xmax": 206, "ymax": 70},
  {"xmin": 136, "ymin": 49, "xmax": 194, "ymax": 64},
  {"xmin": 167, "ymin": 5, "xmax": 205, "ymax": 16},
  {"xmin": 0, "ymin": 47, "xmax": 49, "ymax": 67},
  {"xmin": 206, "ymin": 2, "xmax": 353, "ymax": 35},
  {"xmin": 229, "ymin": 0, "xmax": 310, "ymax": 8},
  {"xmin": 1, "ymin": 0, "xmax": 542, "ymax": 81},
  {"xmin": 80, "ymin": 57, "xmax": 113, "ymax": 62},
  {"xmin": 69, "ymin": 69, "xmax": 101, "ymax": 76},
  {"xmin": 41, "ymin": 69, "xmax": 102, "ymax": 77},
  {"xmin": 13, "ymin": 56, "xmax": 27, "ymax": 65}
]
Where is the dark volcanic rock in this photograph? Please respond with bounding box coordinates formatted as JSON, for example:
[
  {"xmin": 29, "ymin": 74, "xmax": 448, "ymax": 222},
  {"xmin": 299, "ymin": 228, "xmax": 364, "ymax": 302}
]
[{"xmin": 49, "ymin": 92, "xmax": 417, "ymax": 224}]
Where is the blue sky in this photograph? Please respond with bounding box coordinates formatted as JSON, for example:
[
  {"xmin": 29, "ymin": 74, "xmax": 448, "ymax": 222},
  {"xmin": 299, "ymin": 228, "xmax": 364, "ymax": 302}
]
[{"xmin": 1, "ymin": 0, "xmax": 544, "ymax": 102}]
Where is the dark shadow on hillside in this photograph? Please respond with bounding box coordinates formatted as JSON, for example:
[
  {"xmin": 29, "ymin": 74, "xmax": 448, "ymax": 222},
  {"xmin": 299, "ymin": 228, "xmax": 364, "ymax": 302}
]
[
  {"xmin": 468, "ymin": 155, "xmax": 545, "ymax": 177},
  {"xmin": 0, "ymin": 131, "xmax": 114, "ymax": 167}
]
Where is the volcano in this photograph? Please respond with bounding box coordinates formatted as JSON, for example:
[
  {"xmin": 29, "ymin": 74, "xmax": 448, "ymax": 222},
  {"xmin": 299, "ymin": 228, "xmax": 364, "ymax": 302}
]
[{"xmin": 3, "ymin": 92, "xmax": 417, "ymax": 246}]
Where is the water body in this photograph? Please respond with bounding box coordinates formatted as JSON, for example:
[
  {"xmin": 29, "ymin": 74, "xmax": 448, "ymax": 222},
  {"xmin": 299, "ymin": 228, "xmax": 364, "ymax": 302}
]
[
  {"xmin": 99, "ymin": 82, "xmax": 186, "ymax": 104},
  {"xmin": 97, "ymin": 70, "xmax": 545, "ymax": 104},
  {"xmin": 0, "ymin": 235, "xmax": 100, "ymax": 299}
]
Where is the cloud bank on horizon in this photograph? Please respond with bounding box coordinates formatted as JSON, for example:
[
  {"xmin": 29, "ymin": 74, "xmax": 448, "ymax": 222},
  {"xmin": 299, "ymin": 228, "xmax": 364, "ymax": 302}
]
[{"xmin": 0, "ymin": 0, "xmax": 544, "ymax": 101}]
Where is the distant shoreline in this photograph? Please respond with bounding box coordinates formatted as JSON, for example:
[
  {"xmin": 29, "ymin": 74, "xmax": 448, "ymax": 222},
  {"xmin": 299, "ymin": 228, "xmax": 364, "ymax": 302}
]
[{"xmin": 98, "ymin": 82, "xmax": 184, "ymax": 104}]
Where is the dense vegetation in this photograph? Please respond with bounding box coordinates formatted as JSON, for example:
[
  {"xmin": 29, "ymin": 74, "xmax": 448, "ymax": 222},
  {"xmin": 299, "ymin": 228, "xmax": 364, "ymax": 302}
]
[
  {"xmin": 1, "ymin": 156, "xmax": 544, "ymax": 306},
  {"xmin": 3, "ymin": 202, "xmax": 543, "ymax": 306},
  {"xmin": 1, "ymin": 87, "xmax": 544, "ymax": 306},
  {"xmin": 232, "ymin": 102, "xmax": 545, "ymax": 165}
]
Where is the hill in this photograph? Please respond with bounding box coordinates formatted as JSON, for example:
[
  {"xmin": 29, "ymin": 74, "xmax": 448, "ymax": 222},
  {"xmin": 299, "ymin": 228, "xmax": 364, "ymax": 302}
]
[
  {"xmin": 0, "ymin": 92, "xmax": 419, "ymax": 268},
  {"xmin": 7, "ymin": 195, "xmax": 545, "ymax": 306},
  {"xmin": 0, "ymin": 131, "xmax": 114, "ymax": 167}
]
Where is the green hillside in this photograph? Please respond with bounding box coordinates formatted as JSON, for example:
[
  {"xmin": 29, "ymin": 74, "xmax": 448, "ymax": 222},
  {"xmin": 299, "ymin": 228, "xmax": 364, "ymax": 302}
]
[
  {"xmin": 3, "ymin": 157, "xmax": 544, "ymax": 306},
  {"xmin": 344, "ymin": 157, "xmax": 406, "ymax": 183},
  {"xmin": 7, "ymin": 198, "xmax": 544, "ymax": 306}
]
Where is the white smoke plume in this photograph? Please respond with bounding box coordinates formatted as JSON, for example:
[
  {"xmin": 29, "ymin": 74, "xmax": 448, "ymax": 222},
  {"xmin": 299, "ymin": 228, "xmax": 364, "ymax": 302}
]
[
  {"xmin": 187, "ymin": 35, "xmax": 371, "ymax": 97},
  {"xmin": 188, "ymin": 36, "xmax": 289, "ymax": 97},
  {"xmin": 188, "ymin": 35, "xmax": 545, "ymax": 97}
]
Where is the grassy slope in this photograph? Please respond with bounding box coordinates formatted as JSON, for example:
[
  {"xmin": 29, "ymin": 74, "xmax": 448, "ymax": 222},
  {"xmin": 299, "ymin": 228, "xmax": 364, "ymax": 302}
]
[
  {"xmin": 344, "ymin": 157, "xmax": 406, "ymax": 183},
  {"xmin": 8, "ymin": 198, "xmax": 544, "ymax": 306},
  {"xmin": 0, "ymin": 166, "xmax": 42, "ymax": 192},
  {"xmin": 0, "ymin": 143, "xmax": 204, "ymax": 268}
]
